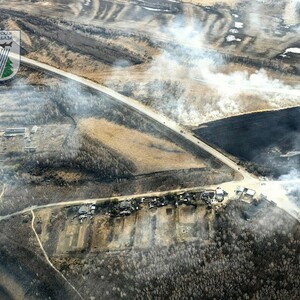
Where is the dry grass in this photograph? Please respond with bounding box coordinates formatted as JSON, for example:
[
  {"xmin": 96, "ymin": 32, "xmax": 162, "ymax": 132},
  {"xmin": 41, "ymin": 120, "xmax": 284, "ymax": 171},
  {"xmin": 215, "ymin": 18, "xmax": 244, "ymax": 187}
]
[
  {"xmin": 56, "ymin": 171, "xmax": 83, "ymax": 182},
  {"xmin": 78, "ymin": 118, "xmax": 205, "ymax": 174}
]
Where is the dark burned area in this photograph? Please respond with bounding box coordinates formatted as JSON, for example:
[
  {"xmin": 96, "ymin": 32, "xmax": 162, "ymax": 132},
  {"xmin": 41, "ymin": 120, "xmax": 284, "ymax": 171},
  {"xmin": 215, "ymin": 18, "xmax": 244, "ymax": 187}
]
[
  {"xmin": 1, "ymin": 2, "xmax": 300, "ymax": 299},
  {"xmin": 194, "ymin": 107, "xmax": 300, "ymax": 178},
  {"xmin": 53, "ymin": 201, "xmax": 300, "ymax": 300},
  {"xmin": 0, "ymin": 69, "xmax": 234, "ymax": 215},
  {"xmin": 0, "ymin": 215, "xmax": 81, "ymax": 300}
]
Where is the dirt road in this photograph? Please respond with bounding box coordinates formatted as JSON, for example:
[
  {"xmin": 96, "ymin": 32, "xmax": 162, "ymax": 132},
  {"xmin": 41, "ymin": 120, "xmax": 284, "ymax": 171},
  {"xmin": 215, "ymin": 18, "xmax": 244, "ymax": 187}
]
[
  {"xmin": 0, "ymin": 185, "xmax": 209, "ymax": 221},
  {"xmin": 30, "ymin": 210, "xmax": 84, "ymax": 300},
  {"xmin": 1, "ymin": 178, "xmax": 299, "ymax": 223}
]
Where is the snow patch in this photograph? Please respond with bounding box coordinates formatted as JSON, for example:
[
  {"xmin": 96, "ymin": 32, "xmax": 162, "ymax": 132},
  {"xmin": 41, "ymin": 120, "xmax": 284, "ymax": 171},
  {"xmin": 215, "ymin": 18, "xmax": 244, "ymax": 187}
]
[
  {"xmin": 283, "ymin": 47, "xmax": 300, "ymax": 54},
  {"xmin": 142, "ymin": 6, "xmax": 171, "ymax": 12},
  {"xmin": 229, "ymin": 28, "xmax": 239, "ymax": 34},
  {"xmin": 226, "ymin": 35, "xmax": 241, "ymax": 42},
  {"xmin": 234, "ymin": 22, "xmax": 244, "ymax": 29}
]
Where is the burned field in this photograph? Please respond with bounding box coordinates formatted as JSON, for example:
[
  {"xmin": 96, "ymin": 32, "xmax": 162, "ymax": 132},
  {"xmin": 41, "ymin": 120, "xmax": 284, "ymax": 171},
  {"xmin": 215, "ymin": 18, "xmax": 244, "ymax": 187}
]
[
  {"xmin": 0, "ymin": 68, "xmax": 233, "ymax": 215},
  {"xmin": 194, "ymin": 107, "xmax": 300, "ymax": 178},
  {"xmin": 1, "ymin": 187, "xmax": 299, "ymax": 300},
  {"xmin": 38, "ymin": 191, "xmax": 213, "ymax": 256},
  {"xmin": 0, "ymin": 1, "xmax": 299, "ymax": 299},
  {"xmin": 0, "ymin": 0, "xmax": 299, "ymax": 125},
  {"xmin": 29, "ymin": 194, "xmax": 300, "ymax": 300},
  {"xmin": 0, "ymin": 214, "xmax": 81, "ymax": 300}
]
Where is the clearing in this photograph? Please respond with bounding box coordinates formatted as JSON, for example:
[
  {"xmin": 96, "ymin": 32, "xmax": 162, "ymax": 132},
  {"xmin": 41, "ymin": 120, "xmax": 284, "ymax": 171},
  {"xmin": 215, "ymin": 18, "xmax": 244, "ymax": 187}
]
[{"xmin": 78, "ymin": 118, "xmax": 205, "ymax": 174}]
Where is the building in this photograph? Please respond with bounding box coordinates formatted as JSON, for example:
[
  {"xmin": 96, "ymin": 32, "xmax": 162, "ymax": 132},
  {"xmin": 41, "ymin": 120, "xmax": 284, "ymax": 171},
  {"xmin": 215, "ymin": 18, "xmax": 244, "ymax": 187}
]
[
  {"xmin": 4, "ymin": 127, "xmax": 26, "ymax": 137},
  {"xmin": 78, "ymin": 205, "xmax": 89, "ymax": 215},
  {"xmin": 24, "ymin": 146, "xmax": 37, "ymax": 153},
  {"xmin": 215, "ymin": 187, "xmax": 225, "ymax": 201},
  {"xmin": 245, "ymin": 189, "xmax": 256, "ymax": 197},
  {"xmin": 120, "ymin": 210, "xmax": 131, "ymax": 216},
  {"xmin": 31, "ymin": 126, "xmax": 38, "ymax": 134},
  {"xmin": 236, "ymin": 186, "xmax": 245, "ymax": 194},
  {"xmin": 119, "ymin": 201, "xmax": 131, "ymax": 210}
]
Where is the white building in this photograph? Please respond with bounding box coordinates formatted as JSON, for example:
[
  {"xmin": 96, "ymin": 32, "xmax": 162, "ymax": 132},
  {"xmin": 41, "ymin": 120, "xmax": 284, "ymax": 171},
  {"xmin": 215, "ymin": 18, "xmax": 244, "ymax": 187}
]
[
  {"xmin": 245, "ymin": 189, "xmax": 256, "ymax": 197},
  {"xmin": 31, "ymin": 126, "xmax": 38, "ymax": 134},
  {"xmin": 236, "ymin": 186, "xmax": 245, "ymax": 194},
  {"xmin": 215, "ymin": 188, "xmax": 225, "ymax": 201}
]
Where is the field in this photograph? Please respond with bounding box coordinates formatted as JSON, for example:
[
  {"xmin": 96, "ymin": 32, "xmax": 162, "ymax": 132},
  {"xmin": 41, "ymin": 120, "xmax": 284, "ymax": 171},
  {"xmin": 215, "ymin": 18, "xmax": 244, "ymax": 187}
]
[
  {"xmin": 0, "ymin": 213, "xmax": 81, "ymax": 299},
  {"xmin": 36, "ymin": 202, "xmax": 210, "ymax": 255},
  {"xmin": 0, "ymin": 69, "xmax": 232, "ymax": 216},
  {"xmin": 194, "ymin": 106, "xmax": 300, "ymax": 178},
  {"xmin": 78, "ymin": 118, "xmax": 205, "ymax": 174},
  {"xmin": 29, "ymin": 200, "xmax": 300, "ymax": 300},
  {"xmin": 0, "ymin": 1, "xmax": 299, "ymax": 299},
  {"xmin": 0, "ymin": 0, "xmax": 299, "ymax": 125}
]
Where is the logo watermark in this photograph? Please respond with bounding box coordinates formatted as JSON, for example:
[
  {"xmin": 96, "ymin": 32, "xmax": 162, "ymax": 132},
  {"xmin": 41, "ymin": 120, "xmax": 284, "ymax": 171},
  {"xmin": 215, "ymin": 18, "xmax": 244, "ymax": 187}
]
[{"xmin": 0, "ymin": 31, "xmax": 20, "ymax": 81}]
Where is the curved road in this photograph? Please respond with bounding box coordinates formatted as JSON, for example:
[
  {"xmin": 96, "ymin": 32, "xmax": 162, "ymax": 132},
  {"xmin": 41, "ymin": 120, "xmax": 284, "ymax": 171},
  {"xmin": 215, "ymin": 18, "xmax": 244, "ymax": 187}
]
[
  {"xmin": 30, "ymin": 210, "xmax": 84, "ymax": 300},
  {"xmin": 5, "ymin": 53, "xmax": 299, "ymax": 222},
  {"xmin": 9, "ymin": 53, "xmax": 254, "ymax": 182}
]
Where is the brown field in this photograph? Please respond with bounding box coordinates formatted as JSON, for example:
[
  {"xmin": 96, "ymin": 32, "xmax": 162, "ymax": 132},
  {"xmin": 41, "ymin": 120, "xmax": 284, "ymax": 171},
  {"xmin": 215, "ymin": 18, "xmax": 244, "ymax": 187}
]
[
  {"xmin": 78, "ymin": 118, "xmax": 205, "ymax": 174},
  {"xmin": 44, "ymin": 204, "xmax": 211, "ymax": 255},
  {"xmin": 56, "ymin": 219, "xmax": 90, "ymax": 254},
  {"xmin": 2, "ymin": 1, "xmax": 299, "ymax": 127}
]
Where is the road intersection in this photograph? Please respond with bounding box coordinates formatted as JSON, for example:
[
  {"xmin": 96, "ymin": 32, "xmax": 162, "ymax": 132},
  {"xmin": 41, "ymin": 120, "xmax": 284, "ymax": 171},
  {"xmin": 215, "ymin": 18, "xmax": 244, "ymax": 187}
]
[{"xmin": 1, "ymin": 53, "xmax": 298, "ymax": 223}]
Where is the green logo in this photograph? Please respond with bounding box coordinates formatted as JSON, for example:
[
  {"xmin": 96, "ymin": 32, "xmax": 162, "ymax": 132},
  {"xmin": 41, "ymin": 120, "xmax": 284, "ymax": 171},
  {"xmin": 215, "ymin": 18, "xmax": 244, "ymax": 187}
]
[{"xmin": 0, "ymin": 31, "xmax": 20, "ymax": 81}]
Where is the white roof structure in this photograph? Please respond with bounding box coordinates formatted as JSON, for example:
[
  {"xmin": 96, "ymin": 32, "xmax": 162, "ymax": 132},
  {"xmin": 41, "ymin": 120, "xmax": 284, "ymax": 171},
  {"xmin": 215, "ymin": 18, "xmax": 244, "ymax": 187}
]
[
  {"xmin": 216, "ymin": 188, "xmax": 224, "ymax": 195},
  {"xmin": 246, "ymin": 189, "xmax": 256, "ymax": 196},
  {"xmin": 31, "ymin": 125, "xmax": 38, "ymax": 134},
  {"xmin": 236, "ymin": 186, "xmax": 245, "ymax": 193}
]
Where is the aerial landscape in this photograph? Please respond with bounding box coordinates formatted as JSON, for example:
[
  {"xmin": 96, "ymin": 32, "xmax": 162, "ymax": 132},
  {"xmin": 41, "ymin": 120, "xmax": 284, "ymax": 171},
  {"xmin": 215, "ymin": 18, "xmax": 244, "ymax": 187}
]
[{"xmin": 0, "ymin": 0, "xmax": 299, "ymax": 299}]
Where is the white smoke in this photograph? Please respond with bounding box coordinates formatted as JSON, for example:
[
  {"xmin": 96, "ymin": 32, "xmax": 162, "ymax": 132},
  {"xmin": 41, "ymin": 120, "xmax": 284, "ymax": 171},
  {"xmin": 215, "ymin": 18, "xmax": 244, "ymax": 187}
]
[
  {"xmin": 106, "ymin": 13, "xmax": 300, "ymax": 126},
  {"xmin": 279, "ymin": 169, "xmax": 300, "ymax": 209}
]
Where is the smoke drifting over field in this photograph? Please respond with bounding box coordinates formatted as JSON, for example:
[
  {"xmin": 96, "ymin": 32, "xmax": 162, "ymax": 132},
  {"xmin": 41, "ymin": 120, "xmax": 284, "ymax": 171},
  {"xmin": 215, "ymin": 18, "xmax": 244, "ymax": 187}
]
[
  {"xmin": 107, "ymin": 12, "xmax": 300, "ymax": 125},
  {"xmin": 163, "ymin": 18, "xmax": 300, "ymax": 124},
  {"xmin": 279, "ymin": 169, "xmax": 300, "ymax": 208}
]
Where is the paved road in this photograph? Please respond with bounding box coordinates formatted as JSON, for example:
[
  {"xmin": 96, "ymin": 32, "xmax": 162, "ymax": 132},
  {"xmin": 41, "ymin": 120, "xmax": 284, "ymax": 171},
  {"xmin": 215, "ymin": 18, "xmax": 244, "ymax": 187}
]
[
  {"xmin": 4, "ymin": 53, "xmax": 299, "ymax": 222},
  {"xmin": 9, "ymin": 53, "xmax": 254, "ymax": 182}
]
